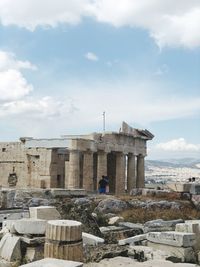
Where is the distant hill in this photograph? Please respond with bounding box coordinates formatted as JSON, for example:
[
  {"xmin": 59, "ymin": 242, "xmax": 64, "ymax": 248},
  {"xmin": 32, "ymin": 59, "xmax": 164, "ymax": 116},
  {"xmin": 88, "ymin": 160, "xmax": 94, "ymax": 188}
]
[{"xmin": 146, "ymin": 158, "xmax": 200, "ymax": 169}]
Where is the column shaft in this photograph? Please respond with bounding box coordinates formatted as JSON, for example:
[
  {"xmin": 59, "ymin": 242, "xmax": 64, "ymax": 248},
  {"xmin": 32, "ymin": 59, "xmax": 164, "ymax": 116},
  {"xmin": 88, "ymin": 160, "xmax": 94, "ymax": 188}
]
[
  {"xmin": 127, "ymin": 154, "xmax": 136, "ymax": 192},
  {"xmin": 115, "ymin": 152, "xmax": 126, "ymax": 194},
  {"xmin": 97, "ymin": 151, "xmax": 107, "ymax": 180},
  {"xmin": 67, "ymin": 150, "xmax": 80, "ymax": 189},
  {"xmin": 83, "ymin": 151, "xmax": 93, "ymax": 191},
  {"xmin": 136, "ymin": 154, "xmax": 145, "ymax": 188}
]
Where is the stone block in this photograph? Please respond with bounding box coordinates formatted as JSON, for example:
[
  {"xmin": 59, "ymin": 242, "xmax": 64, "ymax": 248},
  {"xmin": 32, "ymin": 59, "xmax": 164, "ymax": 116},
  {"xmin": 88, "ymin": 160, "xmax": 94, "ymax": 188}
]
[
  {"xmin": 147, "ymin": 231, "xmax": 195, "ymax": 247},
  {"xmin": 147, "ymin": 241, "xmax": 196, "ymax": 263},
  {"xmin": 49, "ymin": 189, "xmax": 86, "ymax": 198},
  {"xmin": 29, "ymin": 206, "xmax": 61, "ymax": 220},
  {"xmin": 190, "ymin": 184, "xmax": 200, "ymax": 195},
  {"xmin": 19, "ymin": 258, "xmax": 83, "ymax": 267},
  {"xmin": 100, "ymin": 225, "xmax": 143, "ymax": 244},
  {"xmin": 176, "ymin": 221, "xmax": 200, "ymax": 251},
  {"xmin": 14, "ymin": 219, "xmax": 47, "ymax": 235},
  {"xmin": 0, "ymin": 233, "xmax": 21, "ymax": 262},
  {"xmin": 82, "ymin": 232, "xmax": 104, "ymax": 246},
  {"xmin": 144, "ymin": 219, "xmax": 184, "ymax": 233},
  {"xmin": 118, "ymin": 234, "xmax": 147, "ymax": 246},
  {"xmin": 167, "ymin": 183, "xmax": 192, "ymax": 193},
  {"xmin": 118, "ymin": 222, "xmax": 144, "ymax": 231}
]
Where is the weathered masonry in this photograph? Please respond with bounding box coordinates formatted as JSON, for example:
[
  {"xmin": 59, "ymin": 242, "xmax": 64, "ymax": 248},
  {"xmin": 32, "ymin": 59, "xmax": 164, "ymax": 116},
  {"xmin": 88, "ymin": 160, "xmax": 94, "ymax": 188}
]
[{"xmin": 0, "ymin": 122, "xmax": 153, "ymax": 194}]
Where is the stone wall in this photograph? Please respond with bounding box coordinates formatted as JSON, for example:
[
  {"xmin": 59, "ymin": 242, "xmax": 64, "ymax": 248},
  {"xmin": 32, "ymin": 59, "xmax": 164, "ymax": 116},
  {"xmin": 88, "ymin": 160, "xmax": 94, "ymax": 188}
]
[{"xmin": 0, "ymin": 142, "xmax": 26, "ymax": 188}]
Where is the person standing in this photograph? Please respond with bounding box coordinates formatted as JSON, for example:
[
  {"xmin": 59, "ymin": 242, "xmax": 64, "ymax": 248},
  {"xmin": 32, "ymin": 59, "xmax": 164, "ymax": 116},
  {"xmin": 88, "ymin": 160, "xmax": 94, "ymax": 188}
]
[{"xmin": 98, "ymin": 175, "xmax": 108, "ymax": 194}]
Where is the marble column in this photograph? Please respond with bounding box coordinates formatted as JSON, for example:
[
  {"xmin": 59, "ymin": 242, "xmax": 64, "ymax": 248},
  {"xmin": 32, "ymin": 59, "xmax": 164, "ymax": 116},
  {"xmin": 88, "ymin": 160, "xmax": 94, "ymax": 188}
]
[
  {"xmin": 127, "ymin": 153, "xmax": 136, "ymax": 192},
  {"xmin": 136, "ymin": 154, "xmax": 145, "ymax": 188},
  {"xmin": 97, "ymin": 151, "xmax": 107, "ymax": 182},
  {"xmin": 83, "ymin": 151, "xmax": 93, "ymax": 191},
  {"xmin": 67, "ymin": 150, "xmax": 80, "ymax": 189},
  {"xmin": 115, "ymin": 152, "xmax": 126, "ymax": 194}
]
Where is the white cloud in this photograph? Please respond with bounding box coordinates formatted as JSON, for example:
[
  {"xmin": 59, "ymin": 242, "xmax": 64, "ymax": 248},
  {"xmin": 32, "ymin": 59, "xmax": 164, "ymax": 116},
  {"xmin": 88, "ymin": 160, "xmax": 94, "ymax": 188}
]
[
  {"xmin": 0, "ymin": 96, "xmax": 73, "ymax": 119},
  {"xmin": 0, "ymin": 0, "xmax": 199, "ymax": 48},
  {"xmin": 0, "ymin": 51, "xmax": 37, "ymax": 71},
  {"xmin": 66, "ymin": 81, "xmax": 200, "ymax": 128},
  {"xmin": 85, "ymin": 52, "xmax": 99, "ymax": 61},
  {"xmin": 0, "ymin": 51, "xmax": 37, "ymax": 101},
  {"xmin": 0, "ymin": 69, "xmax": 33, "ymax": 101},
  {"xmin": 0, "ymin": 0, "xmax": 90, "ymax": 31},
  {"xmin": 88, "ymin": 0, "xmax": 200, "ymax": 48},
  {"xmin": 156, "ymin": 138, "xmax": 200, "ymax": 152},
  {"xmin": 0, "ymin": 50, "xmax": 75, "ymax": 121}
]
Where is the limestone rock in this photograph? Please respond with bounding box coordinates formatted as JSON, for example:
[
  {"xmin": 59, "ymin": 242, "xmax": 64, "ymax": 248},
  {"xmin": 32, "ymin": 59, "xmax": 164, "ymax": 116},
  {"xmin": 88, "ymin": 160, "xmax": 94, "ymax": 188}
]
[
  {"xmin": 129, "ymin": 200, "xmax": 181, "ymax": 210},
  {"xmin": 108, "ymin": 216, "xmax": 124, "ymax": 225},
  {"xmin": 100, "ymin": 226, "xmax": 143, "ymax": 244},
  {"xmin": 94, "ymin": 198, "xmax": 127, "ymax": 214}
]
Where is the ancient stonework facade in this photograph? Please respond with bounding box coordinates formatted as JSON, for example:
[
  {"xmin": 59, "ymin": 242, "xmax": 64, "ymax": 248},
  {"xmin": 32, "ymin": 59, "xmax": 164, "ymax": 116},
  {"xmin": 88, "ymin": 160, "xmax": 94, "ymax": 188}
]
[{"xmin": 0, "ymin": 122, "xmax": 153, "ymax": 194}]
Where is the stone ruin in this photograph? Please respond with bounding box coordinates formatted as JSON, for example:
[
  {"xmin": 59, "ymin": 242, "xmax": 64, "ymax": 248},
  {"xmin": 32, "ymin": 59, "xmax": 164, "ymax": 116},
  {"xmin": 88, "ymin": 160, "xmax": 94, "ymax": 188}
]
[
  {"xmin": 0, "ymin": 202, "xmax": 200, "ymax": 267},
  {"xmin": 0, "ymin": 122, "xmax": 154, "ymax": 194}
]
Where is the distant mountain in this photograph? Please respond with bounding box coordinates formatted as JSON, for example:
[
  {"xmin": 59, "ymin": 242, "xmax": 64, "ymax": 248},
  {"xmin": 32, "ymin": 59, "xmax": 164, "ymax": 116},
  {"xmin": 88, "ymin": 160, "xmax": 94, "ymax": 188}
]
[{"xmin": 146, "ymin": 158, "xmax": 200, "ymax": 169}]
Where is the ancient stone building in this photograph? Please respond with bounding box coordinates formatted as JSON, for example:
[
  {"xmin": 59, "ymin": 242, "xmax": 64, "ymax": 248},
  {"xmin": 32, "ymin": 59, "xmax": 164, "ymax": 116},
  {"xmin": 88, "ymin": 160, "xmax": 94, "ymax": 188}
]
[{"xmin": 0, "ymin": 122, "xmax": 153, "ymax": 194}]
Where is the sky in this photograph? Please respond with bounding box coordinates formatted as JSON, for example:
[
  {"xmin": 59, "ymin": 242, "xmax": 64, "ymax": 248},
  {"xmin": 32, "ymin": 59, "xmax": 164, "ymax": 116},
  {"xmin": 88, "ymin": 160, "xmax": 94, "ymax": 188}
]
[{"xmin": 0, "ymin": 0, "xmax": 200, "ymax": 160}]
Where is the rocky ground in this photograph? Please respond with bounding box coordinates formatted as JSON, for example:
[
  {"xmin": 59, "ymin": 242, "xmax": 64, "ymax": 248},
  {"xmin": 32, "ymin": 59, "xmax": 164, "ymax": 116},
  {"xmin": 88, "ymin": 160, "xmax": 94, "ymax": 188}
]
[{"xmin": 1, "ymin": 188, "xmax": 200, "ymax": 266}]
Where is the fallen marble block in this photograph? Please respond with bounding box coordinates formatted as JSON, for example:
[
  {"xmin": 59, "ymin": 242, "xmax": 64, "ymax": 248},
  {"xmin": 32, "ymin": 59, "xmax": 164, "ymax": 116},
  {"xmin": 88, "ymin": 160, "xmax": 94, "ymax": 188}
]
[
  {"xmin": 14, "ymin": 219, "xmax": 47, "ymax": 235},
  {"xmin": 118, "ymin": 234, "xmax": 147, "ymax": 246},
  {"xmin": 82, "ymin": 232, "xmax": 104, "ymax": 246},
  {"xmin": 147, "ymin": 241, "xmax": 196, "ymax": 263},
  {"xmin": 0, "ymin": 233, "xmax": 21, "ymax": 262},
  {"xmin": 19, "ymin": 258, "xmax": 83, "ymax": 267},
  {"xmin": 147, "ymin": 231, "xmax": 195, "ymax": 247},
  {"xmin": 29, "ymin": 206, "xmax": 61, "ymax": 220},
  {"xmin": 176, "ymin": 221, "xmax": 200, "ymax": 251},
  {"xmin": 144, "ymin": 219, "xmax": 184, "ymax": 231},
  {"xmin": 118, "ymin": 222, "xmax": 144, "ymax": 231}
]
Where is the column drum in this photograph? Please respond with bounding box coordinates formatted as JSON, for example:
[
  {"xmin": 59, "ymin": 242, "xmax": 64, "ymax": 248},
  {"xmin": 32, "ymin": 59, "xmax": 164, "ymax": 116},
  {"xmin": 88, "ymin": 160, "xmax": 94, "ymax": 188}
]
[{"xmin": 44, "ymin": 220, "xmax": 83, "ymax": 261}]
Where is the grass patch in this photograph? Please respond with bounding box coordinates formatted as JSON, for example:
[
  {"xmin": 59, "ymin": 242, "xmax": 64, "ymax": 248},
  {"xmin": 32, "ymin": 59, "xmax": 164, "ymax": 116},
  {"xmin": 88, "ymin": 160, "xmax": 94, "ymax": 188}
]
[{"xmin": 120, "ymin": 205, "xmax": 200, "ymax": 224}]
